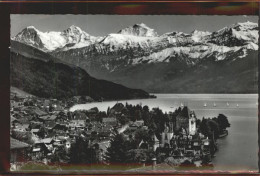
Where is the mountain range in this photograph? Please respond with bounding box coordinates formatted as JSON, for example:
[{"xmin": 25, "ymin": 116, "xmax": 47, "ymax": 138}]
[{"xmin": 12, "ymin": 21, "xmax": 259, "ymax": 93}]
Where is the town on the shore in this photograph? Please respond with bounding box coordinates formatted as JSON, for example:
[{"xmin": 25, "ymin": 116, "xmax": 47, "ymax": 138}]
[{"xmin": 10, "ymin": 91, "xmax": 230, "ymax": 171}]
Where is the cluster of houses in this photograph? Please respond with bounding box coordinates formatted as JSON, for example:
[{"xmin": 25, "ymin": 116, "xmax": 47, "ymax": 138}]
[
  {"xmin": 10, "ymin": 92, "xmax": 119, "ymax": 169},
  {"xmin": 10, "ymin": 90, "xmax": 213, "ymax": 169}
]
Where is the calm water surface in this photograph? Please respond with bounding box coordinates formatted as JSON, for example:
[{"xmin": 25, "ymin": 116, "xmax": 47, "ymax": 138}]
[{"xmin": 71, "ymin": 94, "xmax": 258, "ymax": 172}]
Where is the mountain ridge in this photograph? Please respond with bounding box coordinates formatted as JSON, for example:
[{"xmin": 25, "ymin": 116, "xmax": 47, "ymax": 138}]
[
  {"xmin": 12, "ymin": 21, "xmax": 258, "ymax": 93},
  {"xmin": 10, "ymin": 41, "xmax": 151, "ymax": 100}
]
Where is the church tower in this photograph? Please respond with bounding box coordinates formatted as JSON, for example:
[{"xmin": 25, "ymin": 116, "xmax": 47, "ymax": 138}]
[{"xmin": 189, "ymin": 112, "xmax": 196, "ymax": 135}]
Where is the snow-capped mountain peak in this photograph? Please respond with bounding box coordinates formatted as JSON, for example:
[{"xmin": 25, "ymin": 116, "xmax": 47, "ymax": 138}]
[
  {"xmin": 13, "ymin": 21, "xmax": 258, "ymax": 61},
  {"xmin": 16, "ymin": 25, "xmax": 40, "ymax": 36},
  {"xmin": 233, "ymin": 21, "xmax": 258, "ymax": 31},
  {"xmin": 118, "ymin": 23, "xmax": 158, "ymax": 37},
  {"xmin": 161, "ymin": 31, "xmax": 189, "ymax": 37},
  {"xmin": 13, "ymin": 26, "xmax": 46, "ymax": 50},
  {"xmin": 134, "ymin": 23, "xmax": 149, "ymax": 29},
  {"xmin": 210, "ymin": 21, "xmax": 258, "ymax": 47},
  {"xmin": 63, "ymin": 25, "xmax": 84, "ymax": 35},
  {"xmin": 13, "ymin": 25, "xmax": 101, "ymax": 52},
  {"xmin": 61, "ymin": 25, "xmax": 93, "ymax": 45},
  {"xmin": 190, "ymin": 30, "xmax": 212, "ymax": 42},
  {"xmin": 216, "ymin": 21, "xmax": 257, "ymax": 33},
  {"xmin": 26, "ymin": 26, "xmax": 38, "ymax": 30},
  {"xmin": 237, "ymin": 21, "xmax": 258, "ymax": 27},
  {"xmin": 191, "ymin": 30, "xmax": 211, "ymax": 36}
]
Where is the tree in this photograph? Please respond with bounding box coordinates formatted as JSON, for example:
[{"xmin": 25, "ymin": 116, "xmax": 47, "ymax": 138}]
[
  {"xmin": 51, "ymin": 145, "xmax": 69, "ymax": 164},
  {"xmin": 199, "ymin": 118, "xmax": 220, "ymax": 139},
  {"xmin": 196, "ymin": 119, "xmax": 201, "ymax": 128},
  {"xmin": 79, "ymin": 96, "xmax": 86, "ymax": 103},
  {"xmin": 118, "ymin": 115, "xmax": 130, "ymax": 125},
  {"xmin": 107, "ymin": 106, "xmax": 110, "ymax": 116},
  {"xmin": 90, "ymin": 131, "xmax": 98, "ymax": 141},
  {"xmin": 134, "ymin": 128, "xmax": 150, "ymax": 145},
  {"xmin": 134, "ymin": 110, "xmax": 142, "ymax": 121},
  {"xmin": 69, "ymin": 137, "xmax": 88, "ymax": 164},
  {"xmin": 105, "ymin": 133, "xmax": 128, "ymax": 164},
  {"xmin": 37, "ymin": 127, "xmax": 48, "ymax": 138},
  {"xmin": 199, "ymin": 118, "xmax": 210, "ymax": 137},
  {"xmin": 143, "ymin": 105, "xmax": 149, "ymax": 112},
  {"xmin": 217, "ymin": 114, "xmax": 230, "ymax": 130},
  {"xmin": 69, "ymin": 136, "xmax": 99, "ymax": 164},
  {"xmin": 208, "ymin": 120, "xmax": 220, "ymax": 139},
  {"xmin": 151, "ymin": 108, "xmax": 167, "ymax": 134},
  {"xmin": 126, "ymin": 149, "xmax": 154, "ymax": 164},
  {"xmin": 49, "ymin": 104, "xmax": 54, "ymax": 112}
]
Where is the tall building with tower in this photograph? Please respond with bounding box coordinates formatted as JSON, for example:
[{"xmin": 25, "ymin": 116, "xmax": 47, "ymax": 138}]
[{"xmin": 176, "ymin": 106, "xmax": 197, "ymax": 135}]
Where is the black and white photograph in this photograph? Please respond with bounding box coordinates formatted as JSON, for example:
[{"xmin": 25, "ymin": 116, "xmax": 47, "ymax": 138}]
[{"xmin": 10, "ymin": 14, "xmax": 258, "ymax": 173}]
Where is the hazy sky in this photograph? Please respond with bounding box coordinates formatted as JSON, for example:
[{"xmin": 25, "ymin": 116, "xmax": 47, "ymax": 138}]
[{"xmin": 11, "ymin": 15, "xmax": 258, "ymax": 37}]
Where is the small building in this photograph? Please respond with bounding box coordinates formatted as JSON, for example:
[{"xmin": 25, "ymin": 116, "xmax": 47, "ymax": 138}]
[
  {"xmin": 64, "ymin": 139, "xmax": 71, "ymax": 153},
  {"xmin": 10, "ymin": 138, "xmax": 30, "ymax": 163},
  {"xmin": 31, "ymin": 128, "xmax": 40, "ymax": 135},
  {"xmin": 10, "ymin": 101, "xmax": 23, "ymax": 110},
  {"xmin": 31, "ymin": 143, "xmax": 50, "ymax": 161},
  {"xmin": 35, "ymin": 138, "xmax": 54, "ymax": 151},
  {"xmin": 69, "ymin": 111, "xmax": 88, "ymax": 129},
  {"xmin": 109, "ymin": 103, "xmax": 125, "ymax": 115},
  {"xmin": 102, "ymin": 117, "xmax": 117, "ymax": 126},
  {"xmin": 87, "ymin": 107, "xmax": 99, "ymax": 114},
  {"xmin": 134, "ymin": 120, "xmax": 144, "ymax": 127},
  {"xmin": 14, "ymin": 124, "xmax": 30, "ymax": 132},
  {"xmin": 38, "ymin": 115, "xmax": 57, "ymax": 122},
  {"xmin": 33, "ymin": 108, "xmax": 48, "ymax": 117}
]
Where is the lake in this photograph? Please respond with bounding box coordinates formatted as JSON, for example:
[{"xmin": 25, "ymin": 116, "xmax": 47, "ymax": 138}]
[{"xmin": 70, "ymin": 94, "xmax": 258, "ymax": 172}]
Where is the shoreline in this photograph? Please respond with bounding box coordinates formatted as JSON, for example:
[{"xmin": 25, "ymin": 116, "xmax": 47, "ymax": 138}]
[
  {"xmin": 69, "ymin": 96, "xmax": 157, "ymax": 111},
  {"xmin": 69, "ymin": 94, "xmax": 258, "ymax": 112}
]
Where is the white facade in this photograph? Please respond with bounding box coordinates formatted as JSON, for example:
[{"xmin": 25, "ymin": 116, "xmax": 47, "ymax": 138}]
[
  {"xmin": 162, "ymin": 132, "xmax": 173, "ymax": 146},
  {"xmin": 161, "ymin": 123, "xmax": 174, "ymax": 146},
  {"xmin": 189, "ymin": 114, "xmax": 196, "ymax": 135},
  {"xmin": 153, "ymin": 135, "xmax": 160, "ymax": 151}
]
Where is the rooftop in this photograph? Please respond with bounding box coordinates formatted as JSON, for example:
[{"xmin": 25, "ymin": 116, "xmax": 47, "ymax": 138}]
[{"xmin": 10, "ymin": 137, "xmax": 30, "ymax": 150}]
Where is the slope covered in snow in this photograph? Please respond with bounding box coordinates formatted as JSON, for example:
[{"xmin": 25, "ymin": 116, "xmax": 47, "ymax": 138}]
[
  {"xmin": 13, "ymin": 25, "xmax": 100, "ymax": 52},
  {"xmin": 118, "ymin": 23, "xmax": 158, "ymax": 37},
  {"xmin": 45, "ymin": 21, "xmax": 258, "ymax": 83},
  {"xmin": 209, "ymin": 21, "xmax": 258, "ymax": 47},
  {"xmin": 14, "ymin": 21, "xmax": 258, "ymax": 58}
]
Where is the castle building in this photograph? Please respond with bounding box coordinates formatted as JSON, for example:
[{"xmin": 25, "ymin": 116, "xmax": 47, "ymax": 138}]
[
  {"xmin": 161, "ymin": 122, "xmax": 174, "ymax": 147},
  {"xmin": 152, "ymin": 134, "xmax": 160, "ymax": 151},
  {"xmin": 176, "ymin": 106, "xmax": 197, "ymax": 135}
]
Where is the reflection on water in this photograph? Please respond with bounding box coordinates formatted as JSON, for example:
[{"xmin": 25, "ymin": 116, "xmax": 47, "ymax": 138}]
[{"xmin": 71, "ymin": 94, "xmax": 258, "ymax": 172}]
